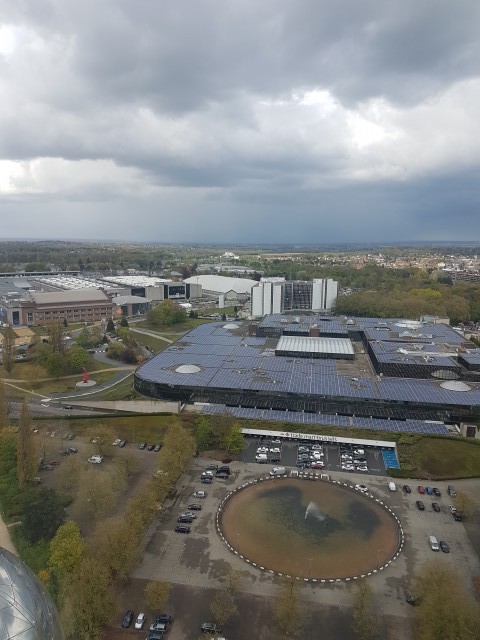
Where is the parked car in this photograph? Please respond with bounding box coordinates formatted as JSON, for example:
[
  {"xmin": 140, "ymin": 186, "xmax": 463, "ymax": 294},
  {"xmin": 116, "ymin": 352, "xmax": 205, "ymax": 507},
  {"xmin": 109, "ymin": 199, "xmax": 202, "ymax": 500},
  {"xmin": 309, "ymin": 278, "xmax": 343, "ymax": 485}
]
[
  {"xmin": 425, "ymin": 487, "xmax": 433, "ymax": 495},
  {"xmin": 138, "ymin": 442, "xmax": 147, "ymax": 450},
  {"xmin": 205, "ymin": 463, "xmax": 218, "ymax": 471},
  {"xmin": 453, "ymin": 512, "xmax": 463, "ymax": 522},
  {"xmin": 147, "ymin": 444, "xmax": 155, "ymax": 451},
  {"xmin": 118, "ymin": 440, "xmax": 127, "ymax": 448},
  {"xmin": 177, "ymin": 515, "xmax": 194, "ymax": 523},
  {"xmin": 432, "ymin": 502, "xmax": 441, "ymax": 512},
  {"xmin": 403, "ymin": 484, "xmax": 412, "ymax": 494},
  {"xmin": 433, "ymin": 487, "xmax": 441, "ymax": 497},
  {"xmin": 201, "ymin": 623, "xmax": 221, "ymax": 634},
  {"xmin": 440, "ymin": 540, "xmax": 450, "ymax": 553},
  {"xmin": 193, "ymin": 491, "xmax": 207, "ymax": 498},
  {"xmin": 416, "ymin": 500, "xmax": 425, "ymax": 511},
  {"xmin": 175, "ymin": 525, "xmax": 191, "ymax": 533},
  {"xmin": 88, "ymin": 455, "xmax": 103, "ymax": 464},
  {"xmin": 417, "ymin": 485, "xmax": 425, "ymax": 494},
  {"xmin": 155, "ymin": 613, "xmax": 173, "ymax": 625},
  {"xmin": 215, "ymin": 471, "xmax": 229, "ymax": 479},
  {"xmin": 153, "ymin": 443, "xmax": 162, "ymax": 452},
  {"xmin": 187, "ymin": 503, "xmax": 202, "ymax": 510},
  {"xmin": 201, "ymin": 476, "xmax": 213, "ymax": 484},
  {"xmin": 135, "ymin": 613, "xmax": 146, "ymax": 629},
  {"xmin": 218, "ymin": 466, "xmax": 231, "ymax": 475},
  {"xmin": 112, "ymin": 439, "xmax": 122, "ymax": 446},
  {"xmin": 355, "ymin": 484, "xmax": 368, "ymax": 493},
  {"xmin": 149, "ymin": 622, "xmax": 169, "ymax": 633},
  {"xmin": 122, "ymin": 610, "xmax": 134, "ymax": 628}
]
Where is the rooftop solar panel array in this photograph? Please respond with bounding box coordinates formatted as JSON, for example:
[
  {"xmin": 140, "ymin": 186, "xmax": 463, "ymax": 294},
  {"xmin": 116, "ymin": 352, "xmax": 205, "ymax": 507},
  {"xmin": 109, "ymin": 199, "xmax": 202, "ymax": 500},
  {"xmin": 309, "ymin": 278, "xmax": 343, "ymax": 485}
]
[
  {"xmin": 258, "ymin": 314, "xmax": 347, "ymax": 335},
  {"xmin": 200, "ymin": 404, "xmax": 449, "ymax": 435},
  {"xmin": 135, "ymin": 319, "xmax": 480, "ymax": 413},
  {"xmin": 460, "ymin": 351, "xmax": 480, "ymax": 364}
]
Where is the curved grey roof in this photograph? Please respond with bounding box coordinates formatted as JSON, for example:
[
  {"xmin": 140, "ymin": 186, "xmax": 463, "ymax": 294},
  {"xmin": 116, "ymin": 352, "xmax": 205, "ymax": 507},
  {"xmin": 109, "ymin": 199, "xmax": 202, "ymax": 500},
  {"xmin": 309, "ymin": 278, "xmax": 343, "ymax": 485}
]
[{"xmin": 0, "ymin": 547, "xmax": 64, "ymax": 640}]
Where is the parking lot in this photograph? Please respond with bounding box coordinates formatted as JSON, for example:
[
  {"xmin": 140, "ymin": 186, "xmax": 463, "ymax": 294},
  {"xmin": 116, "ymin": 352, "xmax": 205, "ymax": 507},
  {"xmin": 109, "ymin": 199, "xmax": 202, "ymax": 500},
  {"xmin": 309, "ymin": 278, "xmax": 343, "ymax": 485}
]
[
  {"xmin": 127, "ymin": 451, "xmax": 480, "ymax": 640},
  {"xmin": 237, "ymin": 435, "xmax": 390, "ymax": 476}
]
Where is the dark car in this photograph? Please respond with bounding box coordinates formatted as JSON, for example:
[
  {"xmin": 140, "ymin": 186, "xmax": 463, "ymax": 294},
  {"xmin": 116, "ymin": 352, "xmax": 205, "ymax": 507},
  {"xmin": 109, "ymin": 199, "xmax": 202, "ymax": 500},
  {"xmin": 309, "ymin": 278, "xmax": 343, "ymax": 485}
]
[
  {"xmin": 453, "ymin": 512, "xmax": 463, "ymax": 522},
  {"xmin": 403, "ymin": 484, "xmax": 411, "ymax": 494},
  {"xmin": 147, "ymin": 444, "xmax": 155, "ymax": 451},
  {"xmin": 138, "ymin": 442, "xmax": 147, "ymax": 450},
  {"xmin": 146, "ymin": 633, "xmax": 164, "ymax": 640},
  {"xmin": 205, "ymin": 464, "xmax": 218, "ymax": 471},
  {"xmin": 215, "ymin": 471, "xmax": 229, "ymax": 479},
  {"xmin": 153, "ymin": 444, "xmax": 162, "ymax": 452},
  {"xmin": 155, "ymin": 613, "xmax": 173, "ymax": 625},
  {"xmin": 187, "ymin": 503, "xmax": 202, "ymax": 511},
  {"xmin": 68, "ymin": 447, "xmax": 78, "ymax": 454},
  {"xmin": 201, "ymin": 622, "xmax": 221, "ymax": 634},
  {"xmin": 440, "ymin": 540, "xmax": 450, "ymax": 553},
  {"xmin": 118, "ymin": 440, "xmax": 127, "ymax": 448},
  {"xmin": 122, "ymin": 610, "xmax": 134, "ymax": 628},
  {"xmin": 432, "ymin": 502, "xmax": 441, "ymax": 512},
  {"xmin": 433, "ymin": 487, "xmax": 441, "ymax": 497},
  {"xmin": 175, "ymin": 525, "xmax": 191, "ymax": 533},
  {"xmin": 406, "ymin": 594, "xmax": 417, "ymax": 606},
  {"xmin": 177, "ymin": 515, "xmax": 194, "ymax": 523},
  {"xmin": 416, "ymin": 500, "xmax": 425, "ymax": 511},
  {"xmin": 201, "ymin": 476, "xmax": 213, "ymax": 484},
  {"xmin": 425, "ymin": 486, "xmax": 433, "ymax": 495},
  {"xmin": 218, "ymin": 466, "xmax": 231, "ymax": 475}
]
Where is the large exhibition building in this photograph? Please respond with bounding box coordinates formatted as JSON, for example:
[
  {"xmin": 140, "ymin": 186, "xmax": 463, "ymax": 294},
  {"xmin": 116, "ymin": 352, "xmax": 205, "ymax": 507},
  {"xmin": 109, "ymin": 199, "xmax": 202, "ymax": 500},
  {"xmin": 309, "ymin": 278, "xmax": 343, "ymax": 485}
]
[{"xmin": 134, "ymin": 314, "xmax": 480, "ymax": 435}]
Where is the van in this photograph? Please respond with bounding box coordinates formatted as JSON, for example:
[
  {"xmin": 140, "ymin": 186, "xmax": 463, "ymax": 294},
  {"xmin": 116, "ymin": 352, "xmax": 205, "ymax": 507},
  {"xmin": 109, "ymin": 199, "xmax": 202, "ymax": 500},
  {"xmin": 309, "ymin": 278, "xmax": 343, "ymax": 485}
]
[
  {"xmin": 429, "ymin": 535, "xmax": 439, "ymax": 551},
  {"xmin": 388, "ymin": 482, "xmax": 397, "ymax": 492},
  {"xmin": 447, "ymin": 484, "xmax": 457, "ymax": 497},
  {"xmin": 269, "ymin": 466, "xmax": 286, "ymax": 476},
  {"xmin": 255, "ymin": 454, "xmax": 268, "ymax": 463}
]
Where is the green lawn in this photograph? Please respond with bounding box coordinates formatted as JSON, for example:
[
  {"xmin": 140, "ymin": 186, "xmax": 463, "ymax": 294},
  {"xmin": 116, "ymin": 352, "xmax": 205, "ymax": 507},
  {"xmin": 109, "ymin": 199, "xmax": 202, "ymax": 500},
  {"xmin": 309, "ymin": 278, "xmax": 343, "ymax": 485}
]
[{"xmin": 403, "ymin": 437, "xmax": 480, "ymax": 479}]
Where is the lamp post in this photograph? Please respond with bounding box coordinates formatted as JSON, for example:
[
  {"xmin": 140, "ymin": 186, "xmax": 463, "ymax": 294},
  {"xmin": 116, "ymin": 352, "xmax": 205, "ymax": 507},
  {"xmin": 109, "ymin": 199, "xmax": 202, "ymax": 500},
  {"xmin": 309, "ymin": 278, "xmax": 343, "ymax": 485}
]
[
  {"xmin": 307, "ymin": 557, "xmax": 313, "ymax": 580},
  {"xmin": 236, "ymin": 532, "xmax": 240, "ymax": 553},
  {"xmin": 376, "ymin": 548, "xmax": 384, "ymax": 570}
]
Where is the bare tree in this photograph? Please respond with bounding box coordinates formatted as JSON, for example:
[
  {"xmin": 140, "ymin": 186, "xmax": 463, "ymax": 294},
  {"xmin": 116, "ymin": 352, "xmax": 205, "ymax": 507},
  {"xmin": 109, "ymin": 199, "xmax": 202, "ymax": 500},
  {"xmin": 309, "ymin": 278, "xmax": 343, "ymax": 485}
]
[
  {"xmin": 2, "ymin": 324, "xmax": 16, "ymax": 374},
  {"xmin": 351, "ymin": 581, "xmax": 380, "ymax": 640}
]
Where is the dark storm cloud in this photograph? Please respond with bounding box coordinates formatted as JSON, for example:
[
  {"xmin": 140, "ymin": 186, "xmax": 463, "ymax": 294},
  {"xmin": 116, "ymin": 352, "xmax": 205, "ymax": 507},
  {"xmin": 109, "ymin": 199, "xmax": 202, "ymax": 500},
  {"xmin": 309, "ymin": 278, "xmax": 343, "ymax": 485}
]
[{"xmin": 0, "ymin": 0, "xmax": 479, "ymax": 242}]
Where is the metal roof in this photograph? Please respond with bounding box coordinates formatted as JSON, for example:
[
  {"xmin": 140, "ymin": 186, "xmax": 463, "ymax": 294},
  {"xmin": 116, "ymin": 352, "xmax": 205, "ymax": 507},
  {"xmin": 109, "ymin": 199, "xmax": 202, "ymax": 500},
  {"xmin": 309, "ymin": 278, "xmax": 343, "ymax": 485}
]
[
  {"xmin": 276, "ymin": 335, "xmax": 354, "ymax": 356},
  {"xmin": 27, "ymin": 288, "xmax": 110, "ymax": 304}
]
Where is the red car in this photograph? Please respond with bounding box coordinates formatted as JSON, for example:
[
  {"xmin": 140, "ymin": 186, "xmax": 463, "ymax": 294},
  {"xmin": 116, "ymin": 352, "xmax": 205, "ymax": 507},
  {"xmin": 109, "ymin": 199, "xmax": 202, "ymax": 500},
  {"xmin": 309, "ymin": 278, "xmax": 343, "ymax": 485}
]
[{"xmin": 417, "ymin": 485, "xmax": 425, "ymax": 494}]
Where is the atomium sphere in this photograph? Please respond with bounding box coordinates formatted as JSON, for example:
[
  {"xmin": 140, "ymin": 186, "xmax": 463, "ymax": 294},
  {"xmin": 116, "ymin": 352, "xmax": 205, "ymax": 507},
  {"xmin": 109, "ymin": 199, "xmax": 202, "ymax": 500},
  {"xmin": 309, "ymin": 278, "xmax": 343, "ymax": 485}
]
[{"xmin": 0, "ymin": 547, "xmax": 64, "ymax": 640}]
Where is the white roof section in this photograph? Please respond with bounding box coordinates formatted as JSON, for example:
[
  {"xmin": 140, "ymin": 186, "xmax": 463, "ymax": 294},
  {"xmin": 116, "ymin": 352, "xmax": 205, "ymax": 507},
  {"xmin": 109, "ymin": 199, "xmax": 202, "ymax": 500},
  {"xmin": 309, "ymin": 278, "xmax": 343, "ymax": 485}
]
[
  {"xmin": 33, "ymin": 275, "xmax": 121, "ymax": 291},
  {"xmin": 99, "ymin": 275, "xmax": 173, "ymax": 287},
  {"xmin": 184, "ymin": 275, "xmax": 256, "ymax": 295},
  {"xmin": 27, "ymin": 288, "xmax": 110, "ymax": 304},
  {"xmin": 241, "ymin": 428, "xmax": 396, "ymax": 448},
  {"xmin": 276, "ymin": 335, "xmax": 355, "ymax": 356}
]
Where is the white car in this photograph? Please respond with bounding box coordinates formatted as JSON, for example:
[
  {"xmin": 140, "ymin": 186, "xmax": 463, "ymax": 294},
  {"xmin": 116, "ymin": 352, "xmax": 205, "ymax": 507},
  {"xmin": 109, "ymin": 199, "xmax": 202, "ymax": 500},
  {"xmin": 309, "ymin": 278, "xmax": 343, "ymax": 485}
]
[
  {"xmin": 353, "ymin": 449, "xmax": 365, "ymax": 456},
  {"xmin": 180, "ymin": 511, "xmax": 197, "ymax": 519},
  {"xmin": 311, "ymin": 444, "xmax": 323, "ymax": 450},
  {"xmin": 112, "ymin": 439, "xmax": 122, "ymax": 446},
  {"xmin": 270, "ymin": 447, "xmax": 281, "ymax": 453},
  {"xmin": 356, "ymin": 465, "xmax": 368, "ymax": 472},
  {"xmin": 135, "ymin": 613, "xmax": 146, "ymax": 630},
  {"xmin": 341, "ymin": 464, "xmax": 355, "ymax": 471},
  {"xmin": 312, "ymin": 451, "xmax": 324, "ymax": 458},
  {"xmin": 87, "ymin": 455, "xmax": 103, "ymax": 464},
  {"xmin": 257, "ymin": 447, "xmax": 269, "ymax": 454},
  {"xmin": 193, "ymin": 490, "xmax": 207, "ymax": 498},
  {"xmin": 341, "ymin": 454, "xmax": 353, "ymax": 460},
  {"xmin": 355, "ymin": 484, "xmax": 368, "ymax": 492}
]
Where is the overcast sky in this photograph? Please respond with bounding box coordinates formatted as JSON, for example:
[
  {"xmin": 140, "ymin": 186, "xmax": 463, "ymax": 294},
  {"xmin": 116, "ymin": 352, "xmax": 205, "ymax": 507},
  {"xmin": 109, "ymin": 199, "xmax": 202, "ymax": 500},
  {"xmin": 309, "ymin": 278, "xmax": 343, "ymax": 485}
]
[{"xmin": 0, "ymin": 1, "xmax": 479, "ymax": 244}]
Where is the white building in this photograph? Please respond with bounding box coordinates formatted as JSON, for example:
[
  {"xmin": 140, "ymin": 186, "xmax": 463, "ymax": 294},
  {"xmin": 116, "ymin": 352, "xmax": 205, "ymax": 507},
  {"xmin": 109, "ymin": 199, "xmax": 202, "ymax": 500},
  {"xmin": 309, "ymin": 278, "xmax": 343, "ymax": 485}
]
[{"xmin": 251, "ymin": 278, "xmax": 338, "ymax": 317}]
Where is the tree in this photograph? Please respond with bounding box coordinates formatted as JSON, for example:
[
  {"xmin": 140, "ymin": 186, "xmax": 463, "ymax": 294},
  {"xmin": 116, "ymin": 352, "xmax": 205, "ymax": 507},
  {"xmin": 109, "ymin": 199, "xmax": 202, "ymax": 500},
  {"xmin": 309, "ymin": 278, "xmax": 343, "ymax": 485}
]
[
  {"xmin": 16, "ymin": 400, "xmax": 36, "ymax": 488},
  {"xmin": 47, "ymin": 321, "xmax": 65, "ymax": 354},
  {"xmin": 196, "ymin": 416, "xmax": 215, "ymax": 450},
  {"xmin": 74, "ymin": 469, "xmax": 117, "ymax": 523},
  {"xmin": 274, "ymin": 576, "xmax": 301, "ymax": 638},
  {"xmin": 22, "ymin": 488, "xmax": 67, "ymax": 542},
  {"xmin": 49, "ymin": 520, "xmax": 85, "ymax": 599},
  {"xmin": 0, "ymin": 381, "xmax": 9, "ymax": 431},
  {"xmin": 63, "ymin": 318, "xmax": 68, "ymax": 327},
  {"xmin": 18, "ymin": 363, "xmax": 47, "ymax": 389},
  {"xmin": 2, "ymin": 324, "xmax": 16, "ymax": 373},
  {"xmin": 147, "ymin": 300, "xmax": 187, "ymax": 327},
  {"xmin": 144, "ymin": 580, "xmax": 171, "ymax": 612},
  {"xmin": 351, "ymin": 581, "xmax": 380, "ymax": 640},
  {"xmin": 44, "ymin": 351, "xmax": 65, "ymax": 378},
  {"xmin": 106, "ymin": 318, "xmax": 115, "ymax": 332},
  {"xmin": 413, "ymin": 562, "xmax": 480, "ymax": 640},
  {"xmin": 67, "ymin": 344, "xmax": 90, "ymax": 370},
  {"xmin": 210, "ymin": 588, "xmax": 238, "ymax": 627},
  {"xmin": 119, "ymin": 316, "xmax": 129, "ymax": 327},
  {"xmin": 223, "ymin": 423, "xmax": 247, "ymax": 455}
]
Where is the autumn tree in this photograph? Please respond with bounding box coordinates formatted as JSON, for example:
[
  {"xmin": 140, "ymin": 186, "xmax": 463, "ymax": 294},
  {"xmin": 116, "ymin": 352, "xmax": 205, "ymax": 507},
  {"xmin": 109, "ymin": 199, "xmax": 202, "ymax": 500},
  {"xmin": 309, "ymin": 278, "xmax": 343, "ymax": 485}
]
[
  {"xmin": 413, "ymin": 561, "xmax": 480, "ymax": 640},
  {"xmin": 351, "ymin": 581, "xmax": 380, "ymax": 640},
  {"xmin": 74, "ymin": 469, "xmax": 117, "ymax": 523},
  {"xmin": 144, "ymin": 581, "xmax": 171, "ymax": 612},
  {"xmin": 0, "ymin": 381, "xmax": 9, "ymax": 431},
  {"xmin": 210, "ymin": 588, "xmax": 238, "ymax": 627},
  {"xmin": 2, "ymin": 324, "xmax": 16, "ymax": 373},
  {"xmin": 274, "ymin": 576, "xmax": 301, "ymax": 638},
  {"xmin": 16, "ymin": 399, "xmax": 36, "ymax": 488},
  {"xmin": 223, "ymin": 422, "xmax": 247, "ymax": 455},
  {"xmin": 147, "ymin": 300, "xmax": 187, "ymax": 327},
  {"xmin": 49, "ymin": 520, "xmax": 85, "ymax": 601},
  {"xmin": 67, "ymin": 344, "xmax": 90, "ymax": 370}
]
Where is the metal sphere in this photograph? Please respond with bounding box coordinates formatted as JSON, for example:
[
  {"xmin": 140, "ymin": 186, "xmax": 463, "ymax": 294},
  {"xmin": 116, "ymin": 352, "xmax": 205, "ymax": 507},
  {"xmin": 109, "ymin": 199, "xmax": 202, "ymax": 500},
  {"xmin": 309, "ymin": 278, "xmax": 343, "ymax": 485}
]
[{"xmin": 0, "ymin": 547, "xmax": 64, "ymax": 640}]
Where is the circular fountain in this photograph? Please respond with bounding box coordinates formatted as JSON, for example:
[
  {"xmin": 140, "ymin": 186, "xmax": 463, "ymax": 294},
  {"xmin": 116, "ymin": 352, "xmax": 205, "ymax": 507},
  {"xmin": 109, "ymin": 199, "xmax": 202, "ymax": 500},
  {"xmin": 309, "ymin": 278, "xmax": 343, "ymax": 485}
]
[{"xmin": 218, "ymin": 477, "xmax": 403, "ymax": 581}]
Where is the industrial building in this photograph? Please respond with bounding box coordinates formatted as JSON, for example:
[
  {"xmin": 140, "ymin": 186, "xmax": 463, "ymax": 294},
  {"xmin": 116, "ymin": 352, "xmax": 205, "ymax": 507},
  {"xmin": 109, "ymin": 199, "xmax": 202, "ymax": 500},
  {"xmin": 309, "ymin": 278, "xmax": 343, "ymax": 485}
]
[
  {"xmin": 134, "ymin": 314, "xmax": 480, "ymax": 435},
  {"xmin": 250, "ymin": 278, "xmax": 338, "ymax": 316}
]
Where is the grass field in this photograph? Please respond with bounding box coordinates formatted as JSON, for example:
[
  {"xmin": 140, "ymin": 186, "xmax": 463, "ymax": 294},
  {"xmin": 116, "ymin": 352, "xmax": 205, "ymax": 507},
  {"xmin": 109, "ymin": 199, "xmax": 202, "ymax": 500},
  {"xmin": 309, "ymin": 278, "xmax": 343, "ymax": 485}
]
[{"xmin": 403, "ymin": 437, "xmax": 480, "ymax": 479}]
